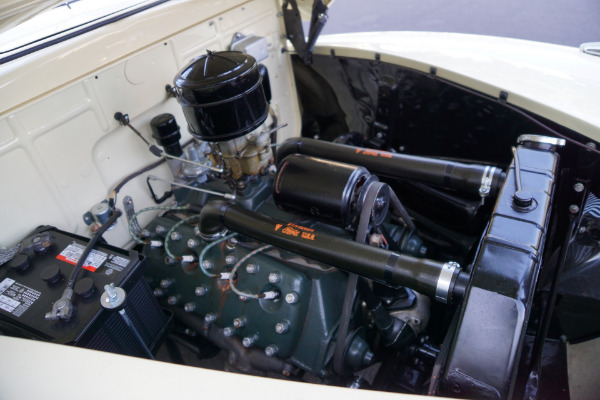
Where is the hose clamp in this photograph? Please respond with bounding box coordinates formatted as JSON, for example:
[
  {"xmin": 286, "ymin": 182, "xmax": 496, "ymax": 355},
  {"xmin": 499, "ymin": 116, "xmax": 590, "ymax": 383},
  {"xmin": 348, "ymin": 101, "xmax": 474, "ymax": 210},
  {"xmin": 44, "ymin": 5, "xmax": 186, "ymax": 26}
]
[
  {"xmin": 436, "ymin": 261, "xmax": 461, "ymax": 304},
  {"xmin": 479, "ymin": 165, "xmax": 497, "ymax": 203}
]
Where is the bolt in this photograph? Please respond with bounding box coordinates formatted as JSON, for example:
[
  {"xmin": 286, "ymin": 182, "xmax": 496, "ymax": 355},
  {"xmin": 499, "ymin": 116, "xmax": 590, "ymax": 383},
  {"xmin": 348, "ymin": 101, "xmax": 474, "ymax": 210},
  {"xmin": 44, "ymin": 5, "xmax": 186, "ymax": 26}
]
[
  {"xmin": 164, "ymin": 256, "xmax": 176, "ymax": 265},
  {"xmin": 242, "ymin": 336, "xmax": 256, "ymax": 348},
  {"xmin": 265, "ymin": 345, "xmax": 279, "ymax": 357},
  {"xmin": 226, "ymin": 237, "xmax": 238, "ymax": 250},
  {"xmin": 268, "ymin": 272, "xmax": 281, "ymax": 283},
  {"xmin": 574, "ymin": 182, "xmax": 585, "ymax": 193},
  {"xmin": 204, "ymin": 313, "xmax": 217, "ymax": 323},
  {"xmin": 105, "ymin": 283, "xmax": 118, "ymax": 301},
  {"xmin": 155, "ymin": 225, "xmax": 166, "ymax": 234},
  {"xmin": 225, "ymin": 255, "xmax": 237, "ymax": 265},
  {"xmin": 184, "ymin": 328, "xmax": 196, "ymax": 337},
  {"xmin": 170, "ymin": 231, "xmax": 182, "ymax": 241},
  {"xmin": 275, "ymin": 321, "xmax": 289, "ymax": 334},
  {"xmin": 153, "ymin": 288, "xmax": 164, "ymax": 297},
  {"xmin": 587, "ymin": 142, "xmax": 597, "ymax": 150},
  {"xmin": 223, "ymin": 327, "xmax": 235, "ymax": 337},
  {"xmin": 195, "ymin": 286, "xmax": 208, "ymax": 296},
  {"xmin": 208, "ymin": 20, "xmax": 214, "ymax": 26},
  {"xmin": 569, "ymin": 204, "xmax": 580, "ymax": 214},
  {"xmin": 246, "ymin": 263, "xmax": 258, "ymax": 274},
  {"xmin": 160, "ymin": 279, "xmax": 173, "ymax": 288},
  {"xmin": 202, "ymin": 260, "xmax": 213, "ymax": 270},
  {"xmin": 187, "ymin": 238, "xmax": 199, "ymax": 248},
  {"xmin": 285, "ymin": 292, "xmax": 299, "ymax": 304},
  {"xmin": 233, "ymin": 317, "xmax": 246, "ymax": 328},
  {"xmin": 167, "ymin": 296, "xmax": 179, "ymax": 305},
  {"xmin": 184, "ymin": 302, "xmax": 196, "ymax": 312}
]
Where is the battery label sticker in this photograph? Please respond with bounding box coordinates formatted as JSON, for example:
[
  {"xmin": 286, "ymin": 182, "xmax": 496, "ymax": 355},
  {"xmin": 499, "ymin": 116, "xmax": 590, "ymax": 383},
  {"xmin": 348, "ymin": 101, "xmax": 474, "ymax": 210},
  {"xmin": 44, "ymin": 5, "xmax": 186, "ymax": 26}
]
[
  {"xmin": 0, "ymin": 278, "xmax": 41, "ymax": 317},
  {"xmin": 57, "ymin": 242, "xmax": 108, "ymax": 272}
]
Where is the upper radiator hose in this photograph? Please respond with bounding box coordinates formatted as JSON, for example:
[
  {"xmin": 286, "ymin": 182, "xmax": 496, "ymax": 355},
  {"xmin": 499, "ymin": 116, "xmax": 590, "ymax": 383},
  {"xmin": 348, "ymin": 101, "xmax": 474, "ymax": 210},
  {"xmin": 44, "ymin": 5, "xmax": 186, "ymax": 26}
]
[
  {"xmin": 275, "ymin": 138, "xmax": 504, "ymax": 198},
  {"xmin": 199, "ymin": 200, "xmax": 463, "ymax": 304}
]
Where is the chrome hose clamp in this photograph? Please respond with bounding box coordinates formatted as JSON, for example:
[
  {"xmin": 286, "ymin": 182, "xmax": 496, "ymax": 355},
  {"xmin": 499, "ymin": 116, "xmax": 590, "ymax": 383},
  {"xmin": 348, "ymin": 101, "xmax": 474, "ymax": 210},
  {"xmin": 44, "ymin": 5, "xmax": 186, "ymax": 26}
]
[
  {"xmin": 479, "ymin": 165, "xmax": 497, "ymax": 204},
  {"xmin": 436, "ymin": 261, "xmax": 461, "ymax": 304}
]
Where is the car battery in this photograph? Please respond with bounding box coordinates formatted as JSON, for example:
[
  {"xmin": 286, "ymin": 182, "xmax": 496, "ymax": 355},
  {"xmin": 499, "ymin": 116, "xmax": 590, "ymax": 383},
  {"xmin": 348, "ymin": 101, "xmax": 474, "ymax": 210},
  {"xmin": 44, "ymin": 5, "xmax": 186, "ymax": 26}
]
[{"xmin": 0, "ymin": 226, "xmax": 170, "ymax": 358}]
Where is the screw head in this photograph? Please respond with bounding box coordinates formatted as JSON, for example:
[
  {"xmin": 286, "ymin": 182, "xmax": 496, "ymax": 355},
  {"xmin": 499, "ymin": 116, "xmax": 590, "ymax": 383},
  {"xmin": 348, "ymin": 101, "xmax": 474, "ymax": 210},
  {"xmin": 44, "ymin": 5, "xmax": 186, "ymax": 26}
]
[
  {"xmin": 285, "ymin": 292, "xmax": 299, "ymax": 304},
  {"xmin": 160, "ymin": 279, "xmax": 172, "ymax": 288},
  {"xmin": 164, "ymin": 256, "xmax": 176, "ymax": 265},
  {"xmin": 187, "ymin": 238, "xmax": 199, "ymax": 248},
  {"xmin": 223, "ymin": 327, "xmax": 235, "ymax": 337},
  {"xmin": 195, "ymin": 286, "xmax": 208, "ymax": 296},
  {"xmin": 233, "ymin": 317, "xmax": 246, "ymax": 328},
  {"xmin": 155, "ymin": 225, "xmax": 166, "ymax": 234},
  {"xmin": 153, "ymin": 288, "xmax": 164, "ymax": 297},
  {"xmin": 225, "ymin": 255, "xmax": 237, "ymax": 265},
  {"xmin": 574, "ymin": 182, "xmax": 585, "ymax": 193},
  {"xmin": 268, "ymin": 272, "xmax": 281, "ymax": 283},
  {"xmin": 202, "ymin": 260, "xmax": 213, "ymax": 270},
  {"xmin": 167, "ymin": 296, "xmax": 179, "ymax": 305},
  {"xmin": 170, "ymin": 231, "xmax": 181, "ymax": 241},
  {"xmin": 204, "ymin": 313, "xmax": 217, "ymax": 323},
  {"xmin": 275, "ymin": 321, "xmax": 289, "ymax": 334},
  {"xmin": 265, "ymin": 345, "xmax": 279, "ymax": 357},
  {"xmin": 246, "ymin": 264, "xmax": 258, "ymax": 274},
  {"xmin": 184, "ymin": 302, "xmax": 196, "ymax": 312},
  {"xmin": 569, "ymin": 204, "xmax": 580, "ymax": 214},
  {"xmin": 242, "ymin": 336, "xmax": 255, "ymax": 347}
]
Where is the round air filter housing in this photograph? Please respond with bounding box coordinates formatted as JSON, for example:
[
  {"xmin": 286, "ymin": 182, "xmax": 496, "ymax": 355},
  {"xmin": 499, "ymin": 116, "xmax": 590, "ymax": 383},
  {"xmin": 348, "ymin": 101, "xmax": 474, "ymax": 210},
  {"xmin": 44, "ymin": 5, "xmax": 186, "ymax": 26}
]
[{"xmin": 173, "ymin": 50, "xmax": 268, "ymax": 142}]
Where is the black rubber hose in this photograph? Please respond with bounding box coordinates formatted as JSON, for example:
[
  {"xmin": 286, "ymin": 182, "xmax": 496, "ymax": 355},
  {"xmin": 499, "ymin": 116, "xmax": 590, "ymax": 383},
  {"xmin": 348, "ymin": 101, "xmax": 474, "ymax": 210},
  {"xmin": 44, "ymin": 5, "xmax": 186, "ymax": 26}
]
[
  {"xmin": 200, "ymin": 200, "xmax": 455, "ymax": 301},
  {"xmin": 275, "ymin": 137, "xmax": 505, "ymax": 196},
  {"xmin": 66, "ymin": 209, "xmax": 122, "ymax": 290}
]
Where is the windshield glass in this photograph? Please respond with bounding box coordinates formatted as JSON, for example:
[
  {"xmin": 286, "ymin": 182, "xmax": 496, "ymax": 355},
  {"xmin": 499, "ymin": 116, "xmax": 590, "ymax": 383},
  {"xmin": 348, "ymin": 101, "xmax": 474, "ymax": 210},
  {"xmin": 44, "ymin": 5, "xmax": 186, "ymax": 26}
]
[{"xmin": 0, "ymin": 0, "xmax": 153, "ymax": 54}]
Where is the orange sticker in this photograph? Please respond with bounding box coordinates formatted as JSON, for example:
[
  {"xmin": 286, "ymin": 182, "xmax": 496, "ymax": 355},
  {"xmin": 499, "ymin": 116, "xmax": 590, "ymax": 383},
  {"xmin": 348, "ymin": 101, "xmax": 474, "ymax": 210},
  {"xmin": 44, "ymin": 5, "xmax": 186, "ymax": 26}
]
[
  {"xmin": 281, "ymin": 227, "xmax": 300, "ymax": 237},
  {"xmin": 355, "ymin": 148, "xmax": 393, "ymax": 158},
  {"xmin": 301, "ymin": 232, "xmax": 315, "ymax": 241},
  {"xmin": 275, "ymin": 223, "xmax": 317, "ymax": 240}
]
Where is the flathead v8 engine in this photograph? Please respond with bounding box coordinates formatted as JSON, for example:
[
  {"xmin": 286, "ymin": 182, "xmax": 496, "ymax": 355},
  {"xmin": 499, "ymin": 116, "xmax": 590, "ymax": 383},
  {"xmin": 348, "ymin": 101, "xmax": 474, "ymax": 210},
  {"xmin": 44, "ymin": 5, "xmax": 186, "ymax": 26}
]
[{"xmin": 1, "ymin": 49, "xmax": 576, "ymax": 400}]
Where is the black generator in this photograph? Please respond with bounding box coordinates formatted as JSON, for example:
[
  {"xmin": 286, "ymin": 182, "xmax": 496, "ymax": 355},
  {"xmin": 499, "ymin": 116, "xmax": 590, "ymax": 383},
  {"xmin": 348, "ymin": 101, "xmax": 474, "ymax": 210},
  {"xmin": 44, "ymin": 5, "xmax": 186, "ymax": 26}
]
[{"xmin": 0, "ymin": 226, "xmax": 169, "ymax": 358}]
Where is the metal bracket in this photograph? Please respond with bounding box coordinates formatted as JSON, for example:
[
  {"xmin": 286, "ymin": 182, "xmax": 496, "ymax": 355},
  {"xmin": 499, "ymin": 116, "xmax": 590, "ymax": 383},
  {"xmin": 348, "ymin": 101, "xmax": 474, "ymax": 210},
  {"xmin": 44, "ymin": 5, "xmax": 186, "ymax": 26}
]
[{"xmin": 282, "ymin": 0, "xmax": 328, "ymax": 64}]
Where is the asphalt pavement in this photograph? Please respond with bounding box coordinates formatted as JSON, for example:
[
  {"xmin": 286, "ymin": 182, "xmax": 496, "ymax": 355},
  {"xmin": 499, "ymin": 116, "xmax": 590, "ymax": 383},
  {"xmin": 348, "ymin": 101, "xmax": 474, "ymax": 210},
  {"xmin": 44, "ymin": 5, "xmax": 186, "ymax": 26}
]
[{"xmin": 322, "ymin": 0, "xmax": 600, "ymax": 47}]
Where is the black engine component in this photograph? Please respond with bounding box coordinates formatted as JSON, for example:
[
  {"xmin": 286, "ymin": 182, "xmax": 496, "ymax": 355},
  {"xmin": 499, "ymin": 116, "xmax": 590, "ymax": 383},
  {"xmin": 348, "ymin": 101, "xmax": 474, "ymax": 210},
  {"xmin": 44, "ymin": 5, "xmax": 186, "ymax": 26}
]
[
  {"xmin": 173, "ymin": 50, "xmax": 268, "ymax": 142},
  {"xmin": 274, "ymin": 154, "xmax": 375, "ymax": 229},
  {"xmin": 199, "ymin": 200, "xmax": 462, "ymax": 304},
  {"xmin": 440, "ymin": 139, "xmax": 560, "ymax": 399},
  {"xmin": 0, "ymin": 227, "xmax": 170, "ymax": 358},
  {"xmin": 150, "ymin": 113, "xmax": 183, "ymax": 157},
  {"xmin": 276, "ymin": 137, "xmax": 505, "ymax": 199}
]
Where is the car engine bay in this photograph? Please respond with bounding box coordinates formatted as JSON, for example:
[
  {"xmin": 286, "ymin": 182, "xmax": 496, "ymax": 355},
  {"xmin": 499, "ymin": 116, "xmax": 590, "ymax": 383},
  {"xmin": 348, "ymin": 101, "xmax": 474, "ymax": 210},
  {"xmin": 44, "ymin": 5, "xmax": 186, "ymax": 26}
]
[{"xmin": 1, "ymin": 2, "xmax": 600, "ymax": 399}]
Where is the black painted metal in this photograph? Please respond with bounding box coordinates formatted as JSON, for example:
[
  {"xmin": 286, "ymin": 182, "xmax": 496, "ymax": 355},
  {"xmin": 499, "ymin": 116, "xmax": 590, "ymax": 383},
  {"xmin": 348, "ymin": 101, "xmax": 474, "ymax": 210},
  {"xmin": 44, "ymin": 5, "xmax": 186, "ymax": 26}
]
[
  {"xmin": 276, "ymin": 137, "xmax": 505, "ymax": 196},
  {"xmin": 199, "ymin": 200, "xmax": 452, "ymax": 299},
  {"xmin": 441, "ymin": 145, "xmax": 559, "ymax": 400},
  {"xmin": 173, "ymin": 51, "xmax": 268, "ymax": 141},
  {"xmin": 273, "ymin": 154, "xmax": 372, "ymax": 229}
]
